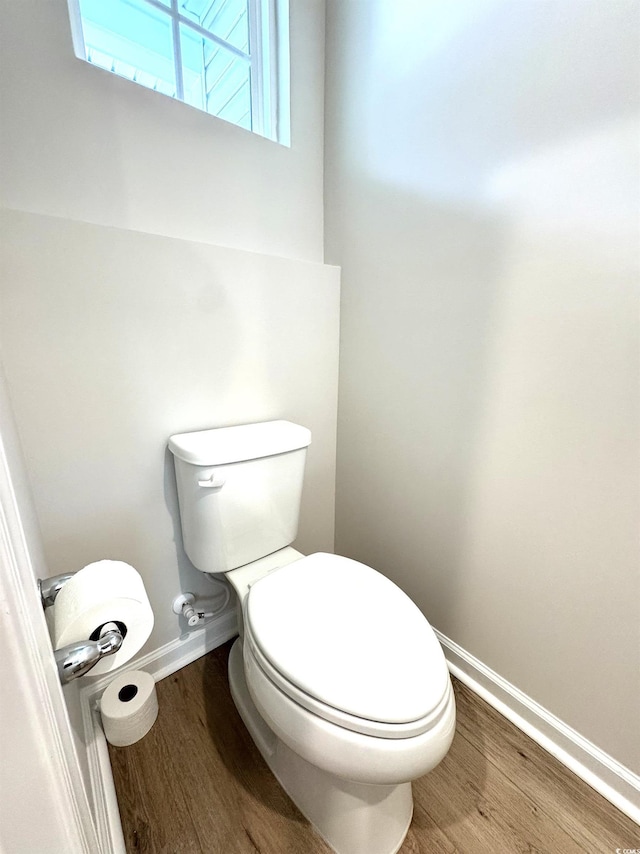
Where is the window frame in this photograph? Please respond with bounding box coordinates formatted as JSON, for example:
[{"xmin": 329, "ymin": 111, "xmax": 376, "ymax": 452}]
[{"xmin": 67, "ymin": 0, "xmax": 287, "ymax": 143}]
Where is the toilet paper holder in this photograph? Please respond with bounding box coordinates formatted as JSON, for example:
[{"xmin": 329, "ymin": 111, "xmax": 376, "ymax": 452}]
[{"xmin": 38, "ymin": 572, "xmax": 125, "ymax": 684}]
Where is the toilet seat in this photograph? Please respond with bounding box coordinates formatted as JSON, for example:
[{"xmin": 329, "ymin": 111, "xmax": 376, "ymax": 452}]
[{"xmin": 244, "ymin": 553, "xmax": 451, "ymax": 739}]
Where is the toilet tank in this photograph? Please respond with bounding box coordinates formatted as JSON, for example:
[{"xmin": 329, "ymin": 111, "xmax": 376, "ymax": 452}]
[{"xmin": 168, "ymin": 421, "xmax": 311, "ymax": 574}]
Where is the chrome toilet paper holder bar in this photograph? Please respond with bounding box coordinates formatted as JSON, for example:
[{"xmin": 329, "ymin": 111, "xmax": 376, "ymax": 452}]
[
  {"xmin": 38, "ymin": 572, "xmax": 76, "ymax": 608},
  {"xmin": 38, "ymin": 572, "xmax": 124, "ymax": 684}
]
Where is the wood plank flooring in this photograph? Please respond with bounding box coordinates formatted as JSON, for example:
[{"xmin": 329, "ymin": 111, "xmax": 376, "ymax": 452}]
[{"xmin": 108, "ymin": 640, "xmax": 638, "ymax": 853}]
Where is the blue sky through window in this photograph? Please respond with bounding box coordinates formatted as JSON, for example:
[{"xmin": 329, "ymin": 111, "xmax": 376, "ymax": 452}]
[{"xmin": 76, "ymin": 0, "xmax": 252, "ymax": 128}]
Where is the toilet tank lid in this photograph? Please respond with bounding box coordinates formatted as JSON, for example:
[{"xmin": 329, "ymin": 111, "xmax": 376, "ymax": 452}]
[{"xmin": 168, "ymin": 421, "xmax": 311, "ymax": 466}]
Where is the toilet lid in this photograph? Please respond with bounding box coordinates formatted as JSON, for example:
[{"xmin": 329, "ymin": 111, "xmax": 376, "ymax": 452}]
[{"xmin": 245, "ymin": 553, "xmax": 450, "ymax": 727}]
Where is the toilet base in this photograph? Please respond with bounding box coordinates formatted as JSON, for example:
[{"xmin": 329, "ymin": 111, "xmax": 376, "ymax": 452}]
[{"xmin": 228, "ymin": 638, "xmax": 414, "ymax": 854}]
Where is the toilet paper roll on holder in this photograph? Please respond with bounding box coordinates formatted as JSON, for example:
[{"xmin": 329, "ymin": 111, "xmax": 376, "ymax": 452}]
[{"xmin": 38, "ymin": 572, "xmax": 124, "ymax": 684}]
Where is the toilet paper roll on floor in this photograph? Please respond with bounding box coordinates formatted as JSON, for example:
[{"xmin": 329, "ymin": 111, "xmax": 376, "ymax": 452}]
[
  {"xmin": 101, "ymin": 670, "xmax": 159, "ymax": 746},
  {"xmin": 50, "ymin": 560, "xmax": 154, "ymax": 676}
]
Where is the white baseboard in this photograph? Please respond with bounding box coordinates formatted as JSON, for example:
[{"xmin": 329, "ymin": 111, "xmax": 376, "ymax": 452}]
[
  {"xmin": 80, "ymin": 606, "xmax": 239, "ymax": 852},
  {"xmin": 435, "ymin": 630, "xmax": 640, "ymax": 826}
]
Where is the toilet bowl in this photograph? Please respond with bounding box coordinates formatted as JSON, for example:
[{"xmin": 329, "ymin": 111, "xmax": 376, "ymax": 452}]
[
  {"xmin": 226, "ymin": 549, "xmax": 456, "ymax": 854},
  {"xmin": 168, "ymin": 422, "xmax": 456, "ymax": 854}
]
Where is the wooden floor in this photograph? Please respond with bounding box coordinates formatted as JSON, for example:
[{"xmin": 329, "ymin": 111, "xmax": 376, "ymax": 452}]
[{"xmin": 109, "ymin": 640, "xmax": 638, "ymax": 853}]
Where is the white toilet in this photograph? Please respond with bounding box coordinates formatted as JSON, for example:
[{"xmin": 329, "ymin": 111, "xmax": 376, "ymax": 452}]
[{"xmin": 168, "ymin": 421, "xmax": 456, "ymax": 854}]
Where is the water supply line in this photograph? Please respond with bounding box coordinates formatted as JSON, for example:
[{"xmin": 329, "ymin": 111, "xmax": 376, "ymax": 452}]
[{"xmin": 172, "ymin": 574, "xmax": 231, "ymax": 628}]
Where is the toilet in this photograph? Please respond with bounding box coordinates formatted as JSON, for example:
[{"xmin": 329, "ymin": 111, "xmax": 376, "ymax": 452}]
[{"xmin": 169, "ymin": 421, "xmax": 456, "ymax": 854}]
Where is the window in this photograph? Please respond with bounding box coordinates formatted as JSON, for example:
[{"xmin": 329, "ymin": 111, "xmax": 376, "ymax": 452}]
[{"xmin": 68, "ymin": 0, "xmax": 288, "ymax": 143}]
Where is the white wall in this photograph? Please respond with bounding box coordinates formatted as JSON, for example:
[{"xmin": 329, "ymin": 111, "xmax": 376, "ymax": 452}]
[
  {"xmin": 0, "ymin": 367, "xmax": 97, "ymax": 853},
  {"xmin": 0, "ymin": 0, "xmax": 335, "ymax": 835},
  {"xmin": 325, "ymin": 0, "xmax": 640, "ymax": 775},
  {"xmin": 0, "ymin": 208, "xmax": 339, "ymax": 670},
  {"xmin": 0, "ymin": 0, "xmax": 325, "ymax": 262},
  {"xmin": 0, "ymin": 0, "xmax": 334, "ymax": 636}
]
